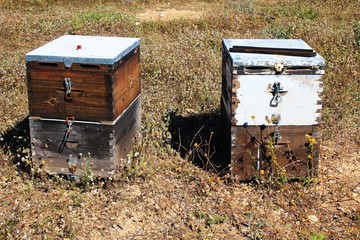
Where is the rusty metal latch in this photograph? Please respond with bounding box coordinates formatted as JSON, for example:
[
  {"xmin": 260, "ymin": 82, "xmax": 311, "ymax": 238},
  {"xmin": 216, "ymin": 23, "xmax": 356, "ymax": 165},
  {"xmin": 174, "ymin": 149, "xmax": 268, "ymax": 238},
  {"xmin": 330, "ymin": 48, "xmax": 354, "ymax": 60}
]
[
  {"xmin": 272, "ymin": 129, "xmax": 281, "ymax": 145},
  {"xmin": 274, "ymin": 62, "xmax": 284, "ymax": 73},
  {"xmin": 67, "ymin": 155, "xmax": 78, "ymax": 175},
  {"xmin": 64, "ymin": 77, "xmax": 72, "ymax": 101},
  {"xmin": 270, "ymin": 82, "xmax": 287, "ymax": 107},
  {"xmin": 58, "ymin": 116, "xmax": 75, "ymax": 153}
]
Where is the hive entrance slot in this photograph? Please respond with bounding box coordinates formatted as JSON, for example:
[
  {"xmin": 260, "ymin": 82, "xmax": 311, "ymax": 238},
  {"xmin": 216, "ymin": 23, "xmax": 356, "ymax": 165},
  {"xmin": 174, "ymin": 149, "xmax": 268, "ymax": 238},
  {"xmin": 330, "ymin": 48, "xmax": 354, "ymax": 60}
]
[
  {"xmin": 38, "ymin": 62, "xmax": 58, "ymax": 67},
  {"xmin": 79, "ymin": 64, "xmax": 100, "ymax": 69},
  {"xmin": 243, "ymin": 66, "xmax": 273, "ymax": 74},
  {"xmin": 284, "ymin": 66, "xmax": 316, "ymax": 74}
]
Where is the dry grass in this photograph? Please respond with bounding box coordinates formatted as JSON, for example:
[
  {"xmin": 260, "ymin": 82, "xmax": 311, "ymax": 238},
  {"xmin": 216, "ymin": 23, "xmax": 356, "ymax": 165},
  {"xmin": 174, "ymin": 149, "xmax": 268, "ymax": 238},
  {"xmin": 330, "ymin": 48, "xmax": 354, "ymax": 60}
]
[{"xmin": 0, "ymin": 0, "xmax": 359, "ymax": 239}]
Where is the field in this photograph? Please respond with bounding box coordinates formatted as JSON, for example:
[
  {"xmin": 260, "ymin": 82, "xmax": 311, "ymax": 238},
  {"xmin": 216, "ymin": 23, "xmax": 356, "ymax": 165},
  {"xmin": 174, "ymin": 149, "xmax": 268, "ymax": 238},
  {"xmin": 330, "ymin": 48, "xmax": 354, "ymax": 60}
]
[{"xmin": 0, "ymin": 0, "xmax": 359, "ymax": 239}]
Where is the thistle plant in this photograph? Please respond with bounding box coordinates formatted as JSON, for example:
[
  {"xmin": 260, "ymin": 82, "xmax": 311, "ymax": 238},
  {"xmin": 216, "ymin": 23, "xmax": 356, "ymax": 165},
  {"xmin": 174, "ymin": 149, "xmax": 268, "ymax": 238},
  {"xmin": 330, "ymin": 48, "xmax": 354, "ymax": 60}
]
[{"xmin": 244, "ymin": 115, "xmax": 289, "ymax": 185}]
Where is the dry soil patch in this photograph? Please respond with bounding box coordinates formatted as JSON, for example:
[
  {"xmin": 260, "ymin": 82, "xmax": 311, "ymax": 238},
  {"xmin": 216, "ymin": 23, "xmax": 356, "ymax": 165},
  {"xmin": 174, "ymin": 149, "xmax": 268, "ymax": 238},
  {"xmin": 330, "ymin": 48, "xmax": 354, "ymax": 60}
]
[{"xmin": 137, "ymin": 2, "xmax": 220, "ymax": 21}]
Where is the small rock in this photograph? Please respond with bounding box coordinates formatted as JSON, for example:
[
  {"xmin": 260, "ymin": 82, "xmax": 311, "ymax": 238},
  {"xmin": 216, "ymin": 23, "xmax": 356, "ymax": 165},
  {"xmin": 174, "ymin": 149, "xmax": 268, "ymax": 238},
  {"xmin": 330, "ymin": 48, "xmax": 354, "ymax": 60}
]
[{"xmin": 308, "ymin": 215, "xmax": 319, "ymax": 223}]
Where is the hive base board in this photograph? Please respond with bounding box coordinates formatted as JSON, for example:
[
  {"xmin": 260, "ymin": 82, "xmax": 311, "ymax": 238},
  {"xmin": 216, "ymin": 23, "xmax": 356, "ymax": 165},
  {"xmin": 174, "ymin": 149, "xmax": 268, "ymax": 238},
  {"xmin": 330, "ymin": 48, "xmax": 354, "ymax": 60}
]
[
  {"xmin": 30, "ymin": 96, "xmax": 140, "ymax": 177},
  {"xmin": 229, "ymin": 125, "xmax": 320, "ymax": 182}
]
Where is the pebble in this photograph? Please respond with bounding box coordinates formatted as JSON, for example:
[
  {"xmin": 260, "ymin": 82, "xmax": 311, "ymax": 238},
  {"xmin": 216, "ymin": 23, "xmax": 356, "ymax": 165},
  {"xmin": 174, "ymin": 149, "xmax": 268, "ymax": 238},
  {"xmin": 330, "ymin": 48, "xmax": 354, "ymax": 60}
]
[{"xmin": 308, "ymin": 214, "xmax": 319, "ymax": 223}]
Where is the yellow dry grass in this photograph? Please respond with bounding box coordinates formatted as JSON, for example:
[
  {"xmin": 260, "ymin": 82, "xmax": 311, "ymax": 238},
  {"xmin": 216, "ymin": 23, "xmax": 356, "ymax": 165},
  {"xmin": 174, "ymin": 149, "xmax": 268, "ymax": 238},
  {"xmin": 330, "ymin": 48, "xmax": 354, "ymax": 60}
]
[{"xmin": 0, "ymin": 0, "xmax": 359, "ymax": 239}]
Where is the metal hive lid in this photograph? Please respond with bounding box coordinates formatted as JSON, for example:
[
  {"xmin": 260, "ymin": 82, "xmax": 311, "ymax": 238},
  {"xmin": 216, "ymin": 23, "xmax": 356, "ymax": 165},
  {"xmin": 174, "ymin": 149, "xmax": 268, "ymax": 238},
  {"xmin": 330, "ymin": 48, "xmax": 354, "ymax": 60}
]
[
  {"xmin": 26, "ymin": 35, "xmax": 140, "ymax": 67},
  {"xmin": 223, "ymin": 39, "xmax": 325, "ymax": 68}
]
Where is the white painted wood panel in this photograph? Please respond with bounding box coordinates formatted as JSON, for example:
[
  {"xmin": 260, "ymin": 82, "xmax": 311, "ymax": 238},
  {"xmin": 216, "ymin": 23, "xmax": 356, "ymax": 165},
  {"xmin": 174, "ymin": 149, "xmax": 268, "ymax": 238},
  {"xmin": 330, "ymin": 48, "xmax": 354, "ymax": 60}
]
[{"xmin": 233, "ymin": 74, "xmax": 322, "ymax": 126}]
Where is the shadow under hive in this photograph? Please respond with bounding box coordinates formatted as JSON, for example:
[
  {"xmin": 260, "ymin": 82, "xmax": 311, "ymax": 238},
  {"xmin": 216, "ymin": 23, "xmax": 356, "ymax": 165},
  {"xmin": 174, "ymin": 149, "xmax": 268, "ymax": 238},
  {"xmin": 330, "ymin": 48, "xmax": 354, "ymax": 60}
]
[
  {"xmin": 26, "ymin": 35, "xmax": 141, "ymax": 177},
  {"xmin": 220, "ymin": 39, "xmax": 325, "ymax": 181}
]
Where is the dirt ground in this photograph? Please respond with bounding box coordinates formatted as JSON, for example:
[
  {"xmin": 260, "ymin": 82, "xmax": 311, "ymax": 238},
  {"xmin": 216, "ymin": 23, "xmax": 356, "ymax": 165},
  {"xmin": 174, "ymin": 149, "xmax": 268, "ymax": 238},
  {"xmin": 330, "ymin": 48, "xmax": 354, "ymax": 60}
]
[{"xmin": 0, "ymin": 0, "xmax": 359, "ymax": 239}]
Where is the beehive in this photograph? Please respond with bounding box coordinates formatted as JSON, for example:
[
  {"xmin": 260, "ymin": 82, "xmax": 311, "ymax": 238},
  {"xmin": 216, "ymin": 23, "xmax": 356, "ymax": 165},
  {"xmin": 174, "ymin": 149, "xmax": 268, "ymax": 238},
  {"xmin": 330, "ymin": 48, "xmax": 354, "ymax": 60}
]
[
  {"xmin": 26, "ymin": 35, "xmax": 141, "ymax": 177},
  {"xmin": 221, "ymin": 39, "xmax": 325, "ymax": 181},
  {"xmin": 26, "ymin": 35, "xmax": 140, "ymax": 121}
]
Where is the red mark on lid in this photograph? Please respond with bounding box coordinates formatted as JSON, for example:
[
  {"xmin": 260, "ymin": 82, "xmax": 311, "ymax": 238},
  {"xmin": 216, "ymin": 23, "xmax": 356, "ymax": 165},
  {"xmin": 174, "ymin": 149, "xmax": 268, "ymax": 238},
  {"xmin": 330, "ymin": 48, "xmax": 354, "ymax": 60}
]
[{"xmin": 76, "ymin": 45, "xmax": 82, "ymax": 50}]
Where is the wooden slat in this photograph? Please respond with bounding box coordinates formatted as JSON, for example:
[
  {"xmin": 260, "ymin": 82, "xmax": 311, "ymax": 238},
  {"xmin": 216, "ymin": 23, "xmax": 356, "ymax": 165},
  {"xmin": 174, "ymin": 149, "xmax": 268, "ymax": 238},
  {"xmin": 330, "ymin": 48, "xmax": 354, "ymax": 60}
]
[
  {"xmin": 112, "ymin": 50, "xmax": 141, "ymax": 119},
  {"xmin": 30, "ymin": 96, "xmax": 141, "ymax": 177},
  {"xmin": 113, "ymin": 96, "xmax": 141, "ymax": 169},
  {"xmin": 230, "ymin": 125, "xmax": 320, "ymax": 181},
  {"xmin": 27, "ymin": 46, "xmax": 140, "ymax": 121}
]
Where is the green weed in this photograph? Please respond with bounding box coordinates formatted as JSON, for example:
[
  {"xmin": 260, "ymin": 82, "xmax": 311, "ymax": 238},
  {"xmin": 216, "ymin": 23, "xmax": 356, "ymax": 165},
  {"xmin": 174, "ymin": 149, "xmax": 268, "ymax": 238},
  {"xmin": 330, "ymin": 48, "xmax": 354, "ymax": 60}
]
[
  {"xmin": 266, "ymin": 5, "xmax": 318, "ymax": 19},
  {"xmin": 295, "ymin": 8, "xmax": 319, "ymax": 20},
  {"xmin": 70, "ymin": 7, "xmax": 134, "ymax": 32},
  {"xmin": 195, "ymin": 210, "xmax": 228, "ymax": 226},
  {"xmin": 354, "ymin": 21, "xmax": 360, "ymax": 48},
  {"xmin": 227, "ymin": 0, "xmax": 254, "ymax": 14},
  {"xmin": 261, "ymin": 23, "xmax": 293, "ymax": 39},
  {"xmin": 123, "ymin": 143, "xmax": 152, "ymax": 182},
  {"xmin": 245, "ymin": 211, "xmax": 265, "ymax": 240},
  {"xmin": 309, "ymin": 232, "xmax": 326, "ymax": 240}
]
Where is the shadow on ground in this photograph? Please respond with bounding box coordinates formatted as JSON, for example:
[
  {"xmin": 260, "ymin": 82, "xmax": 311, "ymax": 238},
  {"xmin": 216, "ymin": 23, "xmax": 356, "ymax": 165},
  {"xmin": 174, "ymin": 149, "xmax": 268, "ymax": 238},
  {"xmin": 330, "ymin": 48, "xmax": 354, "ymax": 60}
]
[
  {"xmin": 0, "ymin": 117, "xmax": 31, "ymax": 171},
  {"xmin": 167, "ymin": 110, "xmax": 229, "ymax": 174}
]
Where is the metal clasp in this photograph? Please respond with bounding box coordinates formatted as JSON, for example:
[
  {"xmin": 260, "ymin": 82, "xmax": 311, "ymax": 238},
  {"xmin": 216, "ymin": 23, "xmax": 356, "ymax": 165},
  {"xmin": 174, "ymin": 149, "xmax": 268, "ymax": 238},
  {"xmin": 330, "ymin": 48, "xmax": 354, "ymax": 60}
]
[
  {"xmin": 65, "ymin": 78, "xmax": 72, "ymax": 94},
  {"xmin": 272, "ymin": 129, "xmax": 282, "ymax": 145},
  {"xmin": 64, "ymin": 77, "xmax": 72, "ymax": 100},
  {"xmin": 58, "ymin": 116, "xmax": 75, "ymax": 153},
  {"xmin": 270, "ymin": 82, "xmax": 287, "ymax": 107}
]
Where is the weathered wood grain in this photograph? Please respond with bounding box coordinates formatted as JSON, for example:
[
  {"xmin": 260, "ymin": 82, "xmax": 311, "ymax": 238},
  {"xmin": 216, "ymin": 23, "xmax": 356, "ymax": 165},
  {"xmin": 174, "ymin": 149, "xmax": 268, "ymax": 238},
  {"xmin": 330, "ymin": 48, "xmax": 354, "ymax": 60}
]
[
  {"xmin": 27, "ymin": 46, "xmax": 140, "ymax": 121},
  {"xmin": 230, "ymin": 125, "xmax": 320, "ymax": 181},
  {"xmin": 30, "ymin": 96, "xmax": 141, "ymax": 177},
  {"xmin": 112, "ymin": 48, "xmax": 141, "ymax": 119}
]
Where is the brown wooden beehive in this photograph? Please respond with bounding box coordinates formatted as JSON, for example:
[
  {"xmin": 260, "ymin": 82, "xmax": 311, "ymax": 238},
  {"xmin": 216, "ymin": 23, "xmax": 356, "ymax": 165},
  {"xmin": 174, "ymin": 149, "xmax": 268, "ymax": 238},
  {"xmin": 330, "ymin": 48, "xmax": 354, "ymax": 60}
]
[
  {"xmin": 26, "ymin": 35, "xmax": 141, "ymax": 177},
  {"xmin": 221, "ymin": 39, "xmax": 325, "ymax": 181},
  {"xmin": 26, "ymin": 35, "xmax": 140, "ymax": 122}
]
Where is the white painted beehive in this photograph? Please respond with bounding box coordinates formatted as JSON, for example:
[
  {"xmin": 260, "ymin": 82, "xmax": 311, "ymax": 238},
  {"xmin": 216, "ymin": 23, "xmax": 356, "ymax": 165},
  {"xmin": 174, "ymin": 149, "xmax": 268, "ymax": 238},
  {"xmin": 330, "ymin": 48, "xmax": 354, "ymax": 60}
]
[{"xmin": 221, "ymin": 39, "xmax": 325, "ymax": 181}]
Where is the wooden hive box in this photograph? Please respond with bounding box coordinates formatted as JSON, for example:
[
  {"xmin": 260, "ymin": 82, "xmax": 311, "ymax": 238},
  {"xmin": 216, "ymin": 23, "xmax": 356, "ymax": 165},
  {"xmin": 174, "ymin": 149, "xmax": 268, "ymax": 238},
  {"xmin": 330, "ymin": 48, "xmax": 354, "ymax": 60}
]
[
  {"xmin": 29, "ymin": 96, "xmax": 140, "ymax": 177},
  {"xmin": 221, "ymin": 39, "xmax": 325, "ymax": 181},
  {"xmin": 26, "ymin": 35, "xmax": 141, "ymax": 177},
  {"xmin": 26, "ymin": 35, "xmax": 140, "ymax": 122}
]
